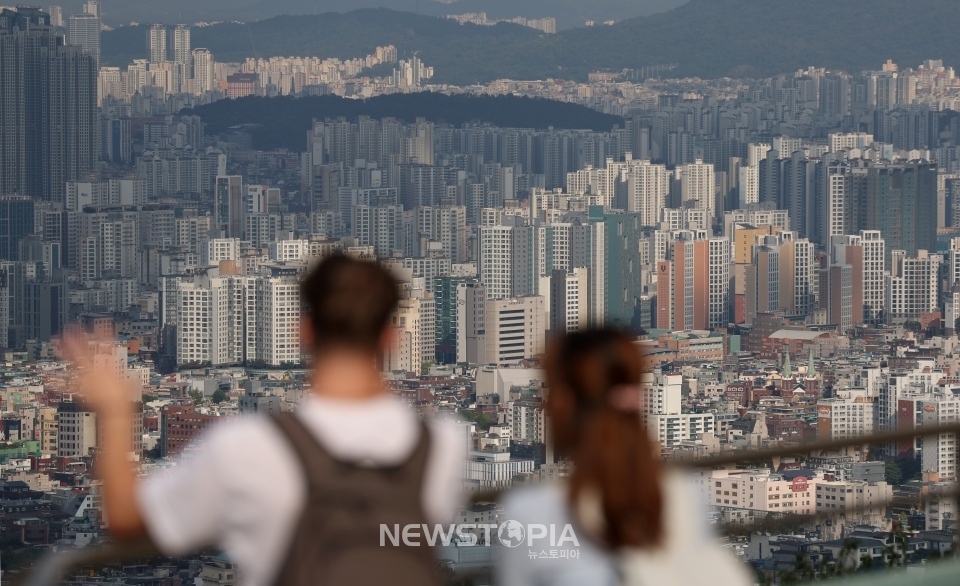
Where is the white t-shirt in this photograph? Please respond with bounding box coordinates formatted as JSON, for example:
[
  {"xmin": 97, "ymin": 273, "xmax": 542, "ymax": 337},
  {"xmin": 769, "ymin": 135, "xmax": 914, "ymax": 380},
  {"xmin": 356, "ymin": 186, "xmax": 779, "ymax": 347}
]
[
  {"xmin": 496, "ymin": 471, "xmax": 752, "ymax": 586},
  {"xmin": 138, "ymin": 394, "xmax": 465, "ymax": 586}
]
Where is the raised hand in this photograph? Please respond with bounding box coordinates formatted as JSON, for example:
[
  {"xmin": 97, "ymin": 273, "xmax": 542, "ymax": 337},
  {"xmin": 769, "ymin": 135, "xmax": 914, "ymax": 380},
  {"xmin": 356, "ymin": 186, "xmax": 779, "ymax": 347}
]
[{"xmin": 60, "ymin": 334, "xmax": 135, "ymax": 416}]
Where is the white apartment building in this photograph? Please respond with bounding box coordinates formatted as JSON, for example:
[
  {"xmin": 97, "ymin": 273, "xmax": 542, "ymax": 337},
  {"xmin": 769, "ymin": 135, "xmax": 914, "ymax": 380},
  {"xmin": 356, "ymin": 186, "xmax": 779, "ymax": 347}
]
[
  {"xmin": 877, "ymin": 358, "xmax": 941, "ymax": 432},
  {"xmin": 860, "ymin": 231, "xmax": 885, "ymax": 323},
  {"xmin": 268, "ymin": 239, "xmax": 309, "ymax": 262},
  {"xmin": 646, "ymin": 412, "xmax": 716, "ymax": 449},
  {"xmin": 708, "ymin": 238, "xmax": 732, "ymax": 328},
  {"xmin": 738, "ymin": 164, "xmax": 759, "ymax": 208},
  {"xmin": 816, "ymin": 395, "xmax": 876, "ymax": 442},
  {"xmin": 909, "ymin": 393, "xmax": 960, "ymax": 481},
  {"xmin": 484, "ymin": 296, "xmax": 545, "ymax": 366},
  {"xmin": 175, "ymin": 216, "xmax": 212, "ymax": 253},
  {"xmin": 639, "ymin": 371, "xmax": 683, "ymax": 416},
  {"xmin": 353, "ymin": 204, "xmax": 403, "ymax": 258},
  {"xmin": 885, "ymin": 249, "xmax": 941, "ymax": 323},
  {"xmin": 176, "ymin": 272, "xmax": 300, "ymax": 367},
  {"xmin": 549, "ymin": 268, "xmax": 588, "ymax": 334},
  {"xmin": 57, "ymin": 402, "xmax": 98, "ymax": 458},
  {"xmin": 698, "ymin": 469, "xmax": 819, "ymax": 515},
  {"xmin": 510, "ymin": 399, "xmax": 545, "ymax": 444},
  {"xmin": 200, "ymin": 238, "xmax": 240, "ymax": 266},
  {"xmin": 627, "ymin": 160, "xmax": 668, "ymax": 225},
  {"xmin": 192, "ymin": 49, "xmax": 214, "ymax": 93},
  {"xmin": 678, "ymin": 159, "xmax": 716, "ymax": 216},
  {"xmin": 479, "ymin": 222, "xmax": 535, "ymax": 300},
  {"xmin": 177, "ymin": 275, "xmax": 249, "ymax": 366},
  {"xmin": 253, "ymin": 275, "xmax": 302, "ymax": 366},
  {"xmin": 815, "ymin": 480, "xmax": 892, "ymax": 516},
  {"xmin": 829, "ymin": 132, "xmax": 873, "ymax": 151}
]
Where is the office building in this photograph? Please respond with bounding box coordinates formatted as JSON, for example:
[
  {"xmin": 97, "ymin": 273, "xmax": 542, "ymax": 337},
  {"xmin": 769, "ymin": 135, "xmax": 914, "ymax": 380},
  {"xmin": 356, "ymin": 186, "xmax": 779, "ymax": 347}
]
[
  {"xmin": 433, "ymin": 276, "xmax": 477, "ymax": 364},
  {"xmin": 485, "ymin": 296, "xmax": 545, "ymax": 366},
  {"xmin": 68, "ymin": 11, "xmax": 99, "ymax": 69},
  {"xmin": 0, "ymin": 196, "xmax": 34, "ymax": 261}
]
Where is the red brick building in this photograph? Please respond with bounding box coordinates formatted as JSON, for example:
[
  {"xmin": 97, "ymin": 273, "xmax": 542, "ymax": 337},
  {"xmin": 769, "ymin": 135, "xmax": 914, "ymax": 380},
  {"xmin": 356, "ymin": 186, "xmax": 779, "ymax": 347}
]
[{"xmin": 160, "ymin": 404, "xmax": 220, "ymax": 457}]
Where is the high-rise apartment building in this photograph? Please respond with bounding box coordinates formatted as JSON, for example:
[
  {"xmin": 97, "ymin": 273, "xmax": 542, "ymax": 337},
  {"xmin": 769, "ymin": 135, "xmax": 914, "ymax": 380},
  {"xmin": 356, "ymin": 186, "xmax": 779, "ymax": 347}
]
[
  {"xmin": 0, "ymin": 17, "xmax": 97, "ymax": 202},
  {"xmin": 657, "ymin": 233, "xmax": 730, "ymax": 330},
  {"xmin": 866, "ymin": 161, "xmax": 937, "ymax": 262},
  {"xmin": 743, "ymin": 231, "xmax": 816, "ymax": 317},
  {"xmin": 253, "ymin": 272, "xmax": 302, "ymax": 367},
  {"xmin": 678, "ymin": 159, "xmax": 716, "ymax": 217},
  {"xmin": 147, "ymin": 24, "xmax": 167, "ymax": 63},
  {"xmin": 192, "ymin": 48, "xmax": 214, "ymax": 93},
  {"xmin": 172, "ymin": 24, "xmax": 191, "ymax": 76},
  {"xmin": 479, "ymin": 218, "xmax": 536, "ymax": 300},
  {"xmin": 549, "ymin": 268, "xmax": 588, "ymax": 335},
  {"xmin": 627, "ymin": 159, "xmax": 668, "ymax": 225},
  {"xmin": 147, "ymin": 23, "xmax": 166, "ymax": 63},
  {"xmin": 884, "ymin": 249, "xmax": 940, "ymax": 323}
]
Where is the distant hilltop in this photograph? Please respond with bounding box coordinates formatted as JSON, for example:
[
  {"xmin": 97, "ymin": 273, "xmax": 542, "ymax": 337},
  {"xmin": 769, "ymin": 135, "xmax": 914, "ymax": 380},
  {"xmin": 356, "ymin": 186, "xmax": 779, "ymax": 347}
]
[
  {"xmin": 182, "ymin": 92, "xmax": 624, "ymax": 151},
  {"xmin": 102, "ymin": 1, "xmax": 960, "ymax": 84}
]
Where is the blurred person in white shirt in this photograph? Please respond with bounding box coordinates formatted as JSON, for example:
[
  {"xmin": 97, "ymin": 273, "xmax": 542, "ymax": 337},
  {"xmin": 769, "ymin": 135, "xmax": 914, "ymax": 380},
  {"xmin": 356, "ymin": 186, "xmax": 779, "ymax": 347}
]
[
  {"xmin": 496, "ymin": 329, "xmax": 752, "ymax": 586},
  {"xmin": 65, "ymin": 255, "xmax": 464, "ymax": 586}
]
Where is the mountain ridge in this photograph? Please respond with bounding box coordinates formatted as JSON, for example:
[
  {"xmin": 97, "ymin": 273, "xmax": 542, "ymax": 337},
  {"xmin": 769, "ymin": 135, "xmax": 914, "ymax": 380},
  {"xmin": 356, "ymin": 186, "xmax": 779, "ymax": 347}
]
[{"xmin": 101, "ymin": 1, "xmax": 960, "ymax": 84}]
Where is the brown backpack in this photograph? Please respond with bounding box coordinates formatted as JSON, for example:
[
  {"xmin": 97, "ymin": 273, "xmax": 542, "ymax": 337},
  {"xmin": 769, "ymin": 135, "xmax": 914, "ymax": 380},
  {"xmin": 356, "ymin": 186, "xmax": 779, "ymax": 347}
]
[{"xmin": 270, "ymin": 412, "xmax": 444, "ymax": 586}]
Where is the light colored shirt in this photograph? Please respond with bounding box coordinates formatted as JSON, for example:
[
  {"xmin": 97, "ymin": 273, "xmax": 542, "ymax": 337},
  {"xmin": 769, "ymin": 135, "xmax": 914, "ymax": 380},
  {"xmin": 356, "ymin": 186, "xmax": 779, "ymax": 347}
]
[
  {"xmin": 138, "ymin": 394, "xmax": 465, "ymax": 586},
  {"xmin": 496, "ymin": 470, "xmax": 752, "ymax": 586}
]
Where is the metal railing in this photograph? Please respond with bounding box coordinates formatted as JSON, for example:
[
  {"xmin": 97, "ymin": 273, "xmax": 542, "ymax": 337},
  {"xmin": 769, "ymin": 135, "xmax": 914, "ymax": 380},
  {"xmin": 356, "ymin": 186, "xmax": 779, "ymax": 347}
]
[{"xmin": 12, "ymin": 421, "xmax": 960, "ymax": 585}]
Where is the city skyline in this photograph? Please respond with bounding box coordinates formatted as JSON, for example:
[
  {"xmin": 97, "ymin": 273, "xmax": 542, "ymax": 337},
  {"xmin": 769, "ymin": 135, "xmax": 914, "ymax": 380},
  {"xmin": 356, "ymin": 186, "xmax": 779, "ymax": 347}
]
[{"xmin": 0, "ymin": 3, "xmax": 958, "ymax": 585}]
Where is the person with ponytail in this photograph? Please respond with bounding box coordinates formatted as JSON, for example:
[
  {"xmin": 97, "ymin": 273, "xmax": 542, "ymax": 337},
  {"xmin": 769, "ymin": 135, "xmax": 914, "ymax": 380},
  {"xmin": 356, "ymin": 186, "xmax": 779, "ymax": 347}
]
[{"xmin": 495, "ymin": 329, "xmax": 751, "ymax": 586}]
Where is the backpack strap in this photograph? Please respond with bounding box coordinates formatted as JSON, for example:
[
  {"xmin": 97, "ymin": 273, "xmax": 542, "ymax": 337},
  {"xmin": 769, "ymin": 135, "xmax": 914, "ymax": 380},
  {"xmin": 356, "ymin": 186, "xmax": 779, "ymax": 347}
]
[{"xmin": 272, "ymin": 411, "xmax": 432, "ymax": 494}]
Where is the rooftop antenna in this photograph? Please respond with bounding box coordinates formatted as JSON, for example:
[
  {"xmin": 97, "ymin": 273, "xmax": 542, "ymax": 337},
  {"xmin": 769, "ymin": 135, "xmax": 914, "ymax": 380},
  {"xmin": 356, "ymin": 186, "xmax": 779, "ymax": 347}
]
[{"xmin": 246, "ymin": 23, "xmax": 259, "ymax": 61}]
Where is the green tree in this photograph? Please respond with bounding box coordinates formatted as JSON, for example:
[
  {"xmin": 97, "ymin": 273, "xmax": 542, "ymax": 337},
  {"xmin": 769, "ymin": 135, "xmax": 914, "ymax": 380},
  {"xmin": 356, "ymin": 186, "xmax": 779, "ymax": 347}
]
[
  {"xmin": 189, "ymin": 389, "xmax": 204, "ymax": 405},
  {"xmin": 211, "ymin": 389, "xmax": 228, "ymax": 404},
  {"xmin": 885, "ymin": 461, "xmax": 903, "ymax": 485}
]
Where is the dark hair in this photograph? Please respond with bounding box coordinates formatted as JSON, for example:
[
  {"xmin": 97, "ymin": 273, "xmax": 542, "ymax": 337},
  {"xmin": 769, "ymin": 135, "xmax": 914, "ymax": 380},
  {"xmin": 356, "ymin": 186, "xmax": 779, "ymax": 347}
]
[
  {"xmin": 300, "ymin": 254, "xmax": 399, "ymax": 353},
  {"xmin": 544, "ymin": 329, "xmax": 663, "ymax": 549}
]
